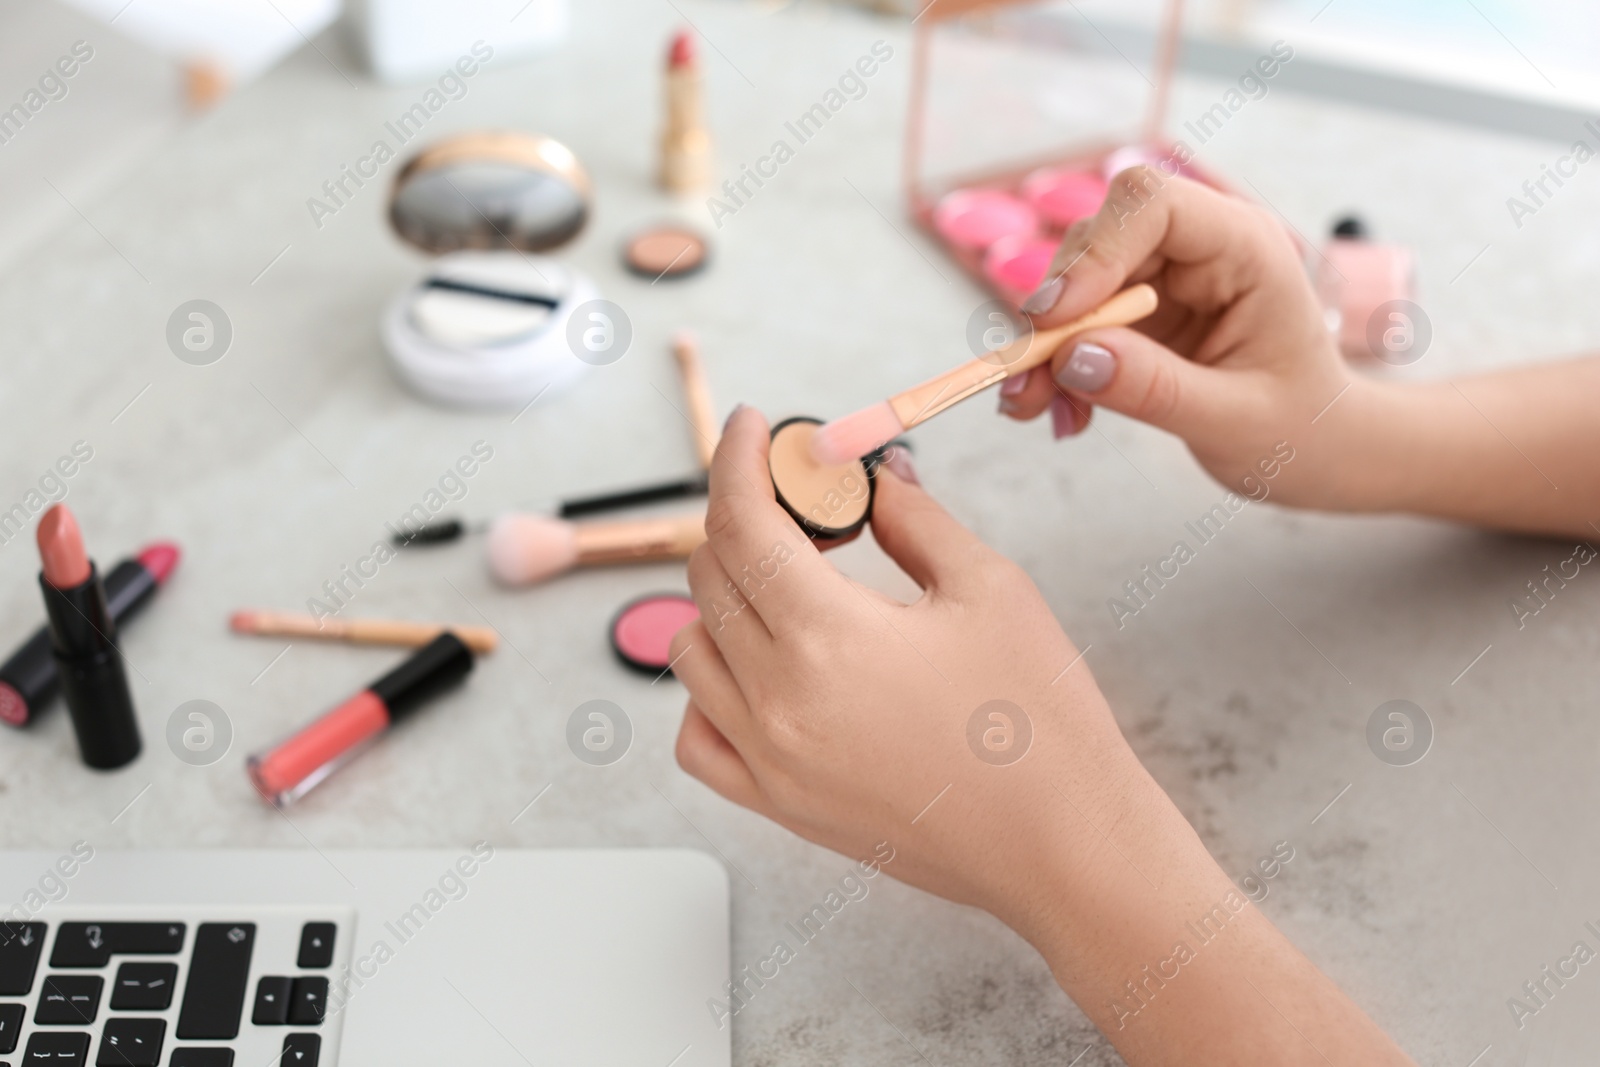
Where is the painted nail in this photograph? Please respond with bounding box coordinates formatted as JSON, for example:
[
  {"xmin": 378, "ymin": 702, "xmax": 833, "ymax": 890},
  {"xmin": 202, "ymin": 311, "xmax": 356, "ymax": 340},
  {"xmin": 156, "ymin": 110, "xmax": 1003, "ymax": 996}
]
[
  {"xmin": 999, "ymin": 372, "xmax": 1029, "ymax": 398},
  {"xmin": 883, "ymin": 446, "xmax": 919, "ymax": 486},
  {"xmin": 1020, "ymin": 275, "xmax": 1065, "ymax": 316},
  {"xmin": 1050, "ymin": 394, "xmax": 1079, "ymax": 439},
  {"xmin": 1054, "ymin": 342, "xmax": 1115, "ymax": 393}
]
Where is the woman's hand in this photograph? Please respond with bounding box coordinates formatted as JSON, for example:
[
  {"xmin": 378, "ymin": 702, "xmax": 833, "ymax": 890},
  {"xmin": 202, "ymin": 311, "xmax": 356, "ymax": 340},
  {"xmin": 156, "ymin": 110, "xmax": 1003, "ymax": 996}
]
[
  {"xmin": 1005, "ymin": 167, "xmax": 1600, "ymax": 537},
  {"xmin": 669, "ymin": 407, "xmax": 1414, "ymax": 1065},
  {"xmin": 1003, "ymin": 168, "xmax": 1372, "ymax": 510},
  {"xmin": 669, "ymin": 407, "xmax": 1137, "ymax": 930}
]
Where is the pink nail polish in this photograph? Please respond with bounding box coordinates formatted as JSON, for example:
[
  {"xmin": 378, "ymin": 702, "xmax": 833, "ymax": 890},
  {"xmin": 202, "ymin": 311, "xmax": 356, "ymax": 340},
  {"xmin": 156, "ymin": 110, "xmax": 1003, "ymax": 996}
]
[
  {"xmin": 884, "ymin": 446, "xmax": 919, "ymax": 485},
  {"xmin": 999, "ymin": 372, "xmax": 1029, "ymax": 398},
  {"xmin": 1050, "ymin": 394, "xmax": 1078, "ymax": 439}
]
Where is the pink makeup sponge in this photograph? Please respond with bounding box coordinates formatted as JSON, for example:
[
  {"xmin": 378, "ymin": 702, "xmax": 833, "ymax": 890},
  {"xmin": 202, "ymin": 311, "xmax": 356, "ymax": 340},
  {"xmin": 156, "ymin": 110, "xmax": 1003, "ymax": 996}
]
[
  {"xmin": 1021, "ymin": 167, "xmax": 1108, "ymax": 229},
  {"xmin": 487, "ymin": 514, "xmax": 580, "ymax": 585},
  {"xmin": 932, "ymin": 188, "xmax": 1038, "ymax": 251}
]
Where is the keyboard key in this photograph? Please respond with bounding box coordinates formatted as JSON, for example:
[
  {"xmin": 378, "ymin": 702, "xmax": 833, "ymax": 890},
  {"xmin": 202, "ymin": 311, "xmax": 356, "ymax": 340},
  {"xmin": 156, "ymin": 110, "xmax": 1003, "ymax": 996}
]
[
  {"xmin": 94, "ymin": 1018, "xmax": 163, "ymax": 1067},
  {"xmin": 0, "ymin": 925, "xmax": 45, "ymax": 995},
  {"xmin": 251, "ymin": 977, "xmax": 291, "ymax": 1026},
  {"xmin": 0, "ymin": 1002, "xmax": 22, "ymax": 1052},
  {"xmin": 35, "ymin": 976, "xmax": 102, "ymax": 1025},
  {"xmin": 286, "ymin": 978, "xmax": 326, "ymax": 1027},
  {"xmin": 280, "ymin": 1034, "xmax": 318, "ymax": 1067},
  {"xmin": 22, "ymin": 1032, "xmax": 89, "ymax": 1067},
  {"xmin": 295, "ymin": 925, "xmax": 335, "ymax": 970},
  {"xmin": 49, "ymin": 925, "xmax": 184, "ymax": 969},
  {"xmin": 107, "ymin": 963, "xmax": 177, "ymax": 1012},
  {"xmin": 174, "ymin": 924, "xmax": 253, "ymax": 1041},
  {"xmin": 166, "ymin": 1050, "xmax": 233, "ymax": 1067}
]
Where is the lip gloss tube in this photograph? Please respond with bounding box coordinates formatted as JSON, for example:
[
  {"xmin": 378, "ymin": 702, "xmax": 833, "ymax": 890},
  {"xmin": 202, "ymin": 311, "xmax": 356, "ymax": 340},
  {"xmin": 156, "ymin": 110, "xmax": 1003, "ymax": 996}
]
[
  {"xmin": 247, "ymin": 632, "xmax": 475, "ymax": 807},
  {"xmin": 1, "ymin": 543, "xmax": 179, "ymax": 728},
  {"xmin": 36, "ymin": 505, "xmax": 143, "ymax": 769}
]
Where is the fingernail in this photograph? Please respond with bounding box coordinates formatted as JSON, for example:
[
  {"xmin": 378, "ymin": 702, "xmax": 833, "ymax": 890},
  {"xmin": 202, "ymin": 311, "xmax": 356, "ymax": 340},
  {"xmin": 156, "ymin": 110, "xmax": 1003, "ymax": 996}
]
[
  {"xmin": 1054, "ymin": 342, "xmax": 1115, "ymax": 393},
  {"xmin": 723, "ymin": 403, "xmax": 744, "ymax": 432},
  {"xmin": 883, "ymin": 446, "xmax": 919, "ymax": 486},
  {"xmin": 999, "ymin": 372, "xmax": 1028, "ymax": 398},
  {"xmin": 1020, "ymin": 275, "xmax": 1065, "ymax": 316},
  {"xmin": 1050, "ymin": 394, "xmax": 1079, "ymax": 439}
]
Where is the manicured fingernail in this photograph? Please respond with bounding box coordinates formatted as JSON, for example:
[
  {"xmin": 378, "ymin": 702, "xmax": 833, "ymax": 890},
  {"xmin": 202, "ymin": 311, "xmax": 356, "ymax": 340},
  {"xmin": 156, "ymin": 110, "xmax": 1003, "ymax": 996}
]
[
  {"xmin": 1020, "ymin": 275, "xmax": 1065, "ymax": 316},
  {"xmin": 883, "ymin": 446, "xmax": 919, "ymax": 486},
  {"xmin": 999, "ymin": 372, "xmax": 1028, "ymax": 398},
  {"xmin": 1050, "ymin": 395, "xmax": 1081, "ymax": 439},
  {"xmin": 723, "ymin": 403, "xmax": 744, "ymax": 432},
  {"xmin": 1055, "ymin": 342, "xmax": 1115, "ymax": 393}
]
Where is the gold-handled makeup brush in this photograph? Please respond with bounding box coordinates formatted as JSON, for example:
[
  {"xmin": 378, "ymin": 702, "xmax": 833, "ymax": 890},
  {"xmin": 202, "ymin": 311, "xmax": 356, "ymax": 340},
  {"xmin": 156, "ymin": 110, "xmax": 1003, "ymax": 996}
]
[
  {"xmin": 230, "ymin": 611, "xmax": 499, "ymax": 654},
  {"xmin": 486, "ymin": 512, "xmax": 707, "ymax": 586},
  {"xmin": 810, "ymin": 284, "xmax": 1158, "ymax": 464}
]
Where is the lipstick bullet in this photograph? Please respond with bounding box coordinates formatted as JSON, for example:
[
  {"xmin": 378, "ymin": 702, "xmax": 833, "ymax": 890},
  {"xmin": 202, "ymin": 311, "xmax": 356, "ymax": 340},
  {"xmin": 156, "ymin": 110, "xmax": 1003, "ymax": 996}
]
[{"xmin": 36, "ymin": 504, "xmax": 142, "ymax": 769}]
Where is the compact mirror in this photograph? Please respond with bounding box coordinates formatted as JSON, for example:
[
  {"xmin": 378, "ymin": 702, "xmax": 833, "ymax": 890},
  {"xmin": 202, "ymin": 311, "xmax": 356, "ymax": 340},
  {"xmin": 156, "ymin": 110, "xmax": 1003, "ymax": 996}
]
[{"xmin": 389, "ymin": 131, "xmax": 591, "ymax": 254}]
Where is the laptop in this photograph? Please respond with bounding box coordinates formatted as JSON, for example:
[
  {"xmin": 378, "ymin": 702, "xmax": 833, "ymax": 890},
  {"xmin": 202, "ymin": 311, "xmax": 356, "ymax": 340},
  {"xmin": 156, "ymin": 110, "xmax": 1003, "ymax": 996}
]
[{"xmin": 0, "ymin": 849, "xmax": 729, "ymax": 1066}]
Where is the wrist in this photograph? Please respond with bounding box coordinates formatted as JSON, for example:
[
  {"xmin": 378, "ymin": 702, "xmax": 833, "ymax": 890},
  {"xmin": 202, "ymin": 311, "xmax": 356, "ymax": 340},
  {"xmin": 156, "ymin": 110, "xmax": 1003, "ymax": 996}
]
[{"xmin": 1286, "ymin": 374, "xmax": 1424, "ymax": 514}]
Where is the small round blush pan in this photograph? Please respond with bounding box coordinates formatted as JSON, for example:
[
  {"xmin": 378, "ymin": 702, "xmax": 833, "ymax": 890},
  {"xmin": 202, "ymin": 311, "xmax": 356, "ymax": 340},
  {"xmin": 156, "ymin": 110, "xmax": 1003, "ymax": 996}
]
[
  {"xmin": 768, "ymin": 416, "xmax": 875, "ymax": 541},
  {"xmin": 982, "ymin": 233, "xmax": 1058, "ymax": 295},
  {"xmin": 1020, "ymin": 167, "xmax": 1108, "ymax": 229},
  {"xmin": 610, "ymin": 592, "xmax": 700, "ymax": 674},
  {"xmin": 932, "ymin": 188, "xmax": 1037, "ymax": 252},
  {"xmin": 623, "ymin": 224, "xmax": 709, "ymax": 280}
]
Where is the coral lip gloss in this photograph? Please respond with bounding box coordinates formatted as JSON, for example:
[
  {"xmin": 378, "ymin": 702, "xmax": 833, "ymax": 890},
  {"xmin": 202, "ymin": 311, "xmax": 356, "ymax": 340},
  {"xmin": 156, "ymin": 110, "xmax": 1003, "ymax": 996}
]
[
  {"xmin": 0, "ymin": 541, "xmax": 179, "ymax": 728},
  {"xmin": 36, "ymin": 504, "xmax": 142, "ymax": 769},
  {"xmin": 248, "ymin": 632, "xmax": 475, "ymax": 808}
]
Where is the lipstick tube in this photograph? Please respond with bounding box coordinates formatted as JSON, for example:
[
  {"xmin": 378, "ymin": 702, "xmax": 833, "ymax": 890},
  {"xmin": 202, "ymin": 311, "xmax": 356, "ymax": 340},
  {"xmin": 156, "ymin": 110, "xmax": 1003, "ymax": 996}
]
[
  {"xmin": 247, "ymin": 632, "xmax": 475, "ymax": 808},
  {"xmin": 1, "ymin": 544, "xmax": 178, "ymax": 728},
  {"xmin": 40, "ymin": 561, "xmax": 142, "ymax": 769}
]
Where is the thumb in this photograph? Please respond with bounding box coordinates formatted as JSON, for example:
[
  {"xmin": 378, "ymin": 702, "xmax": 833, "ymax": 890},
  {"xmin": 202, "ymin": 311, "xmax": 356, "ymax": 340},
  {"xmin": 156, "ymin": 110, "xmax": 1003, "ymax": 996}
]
[
  {"xmin": 868, "ymin": 451, "xmax": 990, "ymax": 595},
  {"xmin": 1047, "ymin": 325, "xmax": 1242, "ymax": 440}
]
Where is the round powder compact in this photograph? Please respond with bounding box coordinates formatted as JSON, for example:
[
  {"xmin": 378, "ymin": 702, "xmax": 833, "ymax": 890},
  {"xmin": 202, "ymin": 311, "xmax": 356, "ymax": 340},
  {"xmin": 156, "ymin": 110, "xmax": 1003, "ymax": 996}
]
[
  {"xmin": 982, "ymin": 233, "xmax": 1059, "ymax": 296},
  {"xmin": 1020, "ymin": 167, "xmax": 1108, "ymax": 229},
  {"xmin": 931, "ymin": 188, "xmax": 1038, "ymax": 252},
  {"xmin": 768, "ymin": 416, "xmax": 876, "ymax": 541},
  {"xmin": 610, "ymin": 593, "xmax": 700, "ymax": 674},
  {"xmin": 623, "ymin": 224, "xmax": 710, "ymax": 280}
]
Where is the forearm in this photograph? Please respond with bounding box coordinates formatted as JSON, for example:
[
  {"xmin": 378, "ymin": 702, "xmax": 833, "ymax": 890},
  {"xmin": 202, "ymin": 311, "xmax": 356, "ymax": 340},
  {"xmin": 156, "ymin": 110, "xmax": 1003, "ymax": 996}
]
[
  {"xmin": 1328, "ymin": 359, "xmax": 1600, "ymax": 538},
  {"xmin": 1008, "ymin": 756, "xmax": 1411, "ymax": 1065}
]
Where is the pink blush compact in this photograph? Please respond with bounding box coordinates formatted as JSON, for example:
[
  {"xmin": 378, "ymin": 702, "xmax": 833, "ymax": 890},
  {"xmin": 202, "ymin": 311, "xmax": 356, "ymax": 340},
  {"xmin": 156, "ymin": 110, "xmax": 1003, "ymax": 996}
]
[
  {"xmin": 983, "ymin": 234, "xmax": 1058, "ymax": 295},
  {"xmin": 932, "ymin": 188, "xmax": 1038, "ymax": 251},
  {"xmin": 1020, "ymin": 167, "xmax": 1108, "ymax": 229},
  {"xmin": 610, "ymin": 593, "xmax": 699, "ymax": 673}
]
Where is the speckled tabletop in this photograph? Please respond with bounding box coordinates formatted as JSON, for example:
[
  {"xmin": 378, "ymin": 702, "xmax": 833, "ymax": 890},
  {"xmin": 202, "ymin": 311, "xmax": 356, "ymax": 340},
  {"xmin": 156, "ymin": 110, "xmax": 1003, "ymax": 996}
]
[{"xmin": 1, "ymin": 1, "xmax": 1598, "ymax": 1063}]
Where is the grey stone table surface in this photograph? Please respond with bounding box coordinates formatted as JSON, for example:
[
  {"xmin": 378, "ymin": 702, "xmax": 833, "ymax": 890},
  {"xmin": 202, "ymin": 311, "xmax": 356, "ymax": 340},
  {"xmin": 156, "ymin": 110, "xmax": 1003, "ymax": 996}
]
[{"xmin": 2, "ymin": 0, "xmax": 1598, "ymax": 1063}]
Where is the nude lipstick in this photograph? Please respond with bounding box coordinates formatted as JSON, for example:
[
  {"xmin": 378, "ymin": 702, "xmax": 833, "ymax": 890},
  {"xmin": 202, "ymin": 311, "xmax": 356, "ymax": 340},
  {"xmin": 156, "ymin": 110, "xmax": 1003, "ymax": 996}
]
[
  {"xmin": 247, "ymin": 632, "xmax": 475, "ymax": 808},
  {"xmin": 1, "ymin": 542, "xmax": 178, "ymax": 728},
  {"xmin": 35, "ymin": 504, "xmax": 143, "ymax": 769}
]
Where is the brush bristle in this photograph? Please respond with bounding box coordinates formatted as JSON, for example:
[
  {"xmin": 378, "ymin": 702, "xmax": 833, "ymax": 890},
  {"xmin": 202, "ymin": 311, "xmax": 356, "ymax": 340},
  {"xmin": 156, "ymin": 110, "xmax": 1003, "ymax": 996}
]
[
  {"xmin": 810, "ymin": 402, "xmax": 903, "ymax": 466},
  {"xmin": 228, "ymin": 611, "xmax": 256, "ymax": 632},
  {"xmin": 487, "ymin": 514, "xmax": 580, "ymax": 586}
]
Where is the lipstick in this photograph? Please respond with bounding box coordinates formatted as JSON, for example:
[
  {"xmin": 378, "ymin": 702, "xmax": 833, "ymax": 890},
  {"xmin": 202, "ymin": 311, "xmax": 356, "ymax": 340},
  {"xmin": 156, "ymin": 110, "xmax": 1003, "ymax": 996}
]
[
  {"xmin": 35, "ymin": 504, "xmax": 143, "ymax": 769},
  {"xmin": 247, "ymin": 632, "xmax": 475, "ymax": 808},
  {"xmin": 1, "ymin": 542, "xmax": 178, "ymax": 728}
]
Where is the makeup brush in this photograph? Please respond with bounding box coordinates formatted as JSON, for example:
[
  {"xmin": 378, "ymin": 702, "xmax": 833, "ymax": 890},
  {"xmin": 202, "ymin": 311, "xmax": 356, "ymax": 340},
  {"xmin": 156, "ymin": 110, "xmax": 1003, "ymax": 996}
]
[
  {"xmin": 229, "ymin": 610, "xmax": 499, "ymax": 655},
  {"xmin": 673, "ymin": 330, "xmax": 719, "ymax": 468},
  {"xmin": 487, "ymin": 512, "xmax": 707, "ymax": 586},
  {"xmin": 810, "ymin": 284, "xmax": 1158, "ymax": 464}
]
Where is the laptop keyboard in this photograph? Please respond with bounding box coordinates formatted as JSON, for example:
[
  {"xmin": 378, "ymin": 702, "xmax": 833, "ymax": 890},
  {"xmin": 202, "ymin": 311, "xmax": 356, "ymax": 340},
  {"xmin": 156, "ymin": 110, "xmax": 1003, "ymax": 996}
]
[{"xmin": 0, "ymin": 910, "xmax": 350, "ymax": 1067}]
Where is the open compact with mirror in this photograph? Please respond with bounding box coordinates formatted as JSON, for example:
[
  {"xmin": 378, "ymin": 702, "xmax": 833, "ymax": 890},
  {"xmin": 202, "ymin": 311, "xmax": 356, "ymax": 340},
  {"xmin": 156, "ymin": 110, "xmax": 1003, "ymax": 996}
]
[{"xmin": 382, "ymin": 131, "xmax": 600, "ymax": 408}]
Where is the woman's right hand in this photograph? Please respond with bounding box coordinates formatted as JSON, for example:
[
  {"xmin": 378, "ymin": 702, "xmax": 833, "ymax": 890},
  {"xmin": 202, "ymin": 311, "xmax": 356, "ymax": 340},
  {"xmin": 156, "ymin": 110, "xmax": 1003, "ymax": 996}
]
[{"xmin": 1001, "ymin": 168, "xmax": 1377, "ymax": 510}]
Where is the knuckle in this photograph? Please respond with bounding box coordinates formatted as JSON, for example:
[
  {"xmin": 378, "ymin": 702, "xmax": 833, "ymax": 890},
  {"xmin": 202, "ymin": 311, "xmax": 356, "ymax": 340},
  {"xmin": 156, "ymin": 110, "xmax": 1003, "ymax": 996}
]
[
  {"xmin": 673, "ymin": 714, "xmax": 705, "ymax": 776},
  {"xmin": 703, "ymin": 496, "xmax": 743, "ymax": 544},
  {"xmin": 1132, "ymin": 362, "xmax": 1183, "ymax": 424}
]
